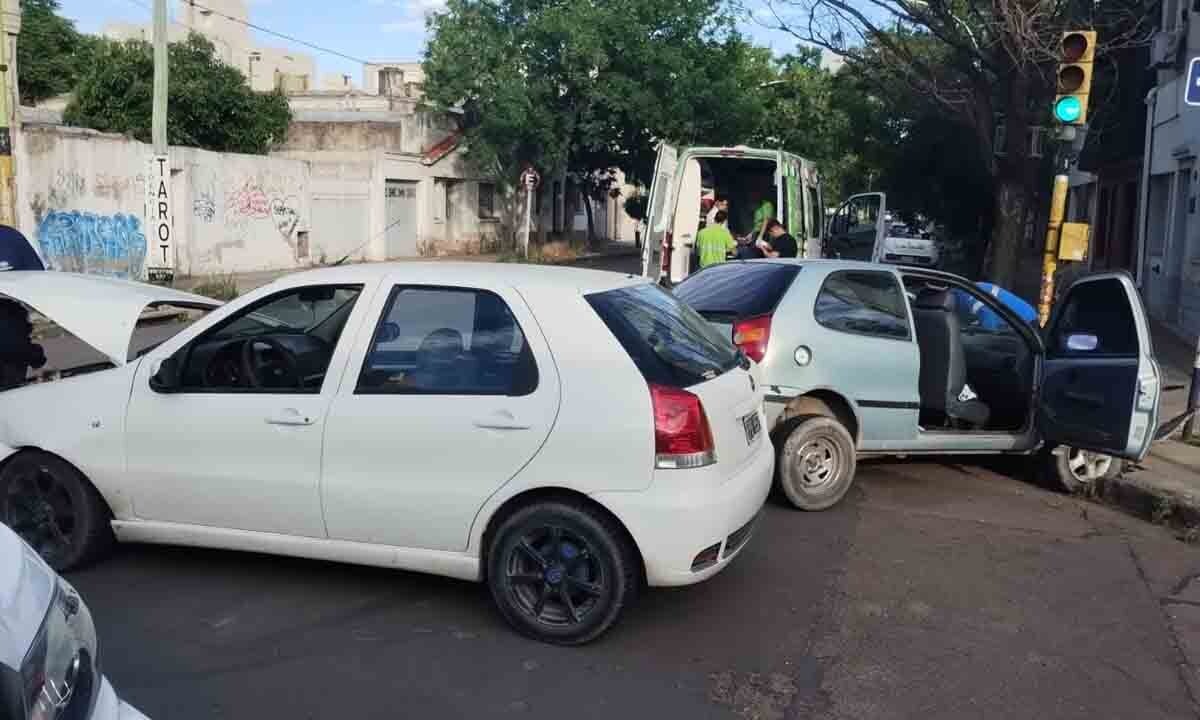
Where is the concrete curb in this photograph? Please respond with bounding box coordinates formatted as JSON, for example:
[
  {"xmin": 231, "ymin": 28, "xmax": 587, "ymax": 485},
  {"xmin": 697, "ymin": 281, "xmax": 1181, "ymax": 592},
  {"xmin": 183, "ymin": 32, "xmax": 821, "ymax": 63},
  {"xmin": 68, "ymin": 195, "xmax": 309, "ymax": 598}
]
[{"xmin": 1095, "ymin": 465, "xmax": 1200, "ymax": 535}]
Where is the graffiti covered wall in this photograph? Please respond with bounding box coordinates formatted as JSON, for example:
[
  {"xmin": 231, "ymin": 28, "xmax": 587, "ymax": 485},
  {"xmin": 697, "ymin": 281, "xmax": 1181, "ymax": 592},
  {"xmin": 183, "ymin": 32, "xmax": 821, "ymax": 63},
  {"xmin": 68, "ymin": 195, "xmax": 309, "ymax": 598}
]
[
  {"xmin": 175, "ymin": 147, "xmax": 311, "ymax": 275},
  {"xmin": 19, "ymin": 127, "xmax": 149, "ymax": 278},
  {"xmin": 16, "ymin": 125, "xmax": 314, "ymax": 279}
]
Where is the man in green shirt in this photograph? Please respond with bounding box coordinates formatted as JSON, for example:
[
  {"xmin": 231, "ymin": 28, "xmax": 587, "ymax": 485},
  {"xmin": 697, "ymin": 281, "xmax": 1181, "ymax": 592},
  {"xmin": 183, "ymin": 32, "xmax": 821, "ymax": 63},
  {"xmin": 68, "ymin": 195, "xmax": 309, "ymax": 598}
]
[
  {"xmin": 697, "ymin": 211, "xmax": 736, "ymax": 268},
  {"xmin": 752, "ymin": 194, "xmax": 775, "ymax": 243}
]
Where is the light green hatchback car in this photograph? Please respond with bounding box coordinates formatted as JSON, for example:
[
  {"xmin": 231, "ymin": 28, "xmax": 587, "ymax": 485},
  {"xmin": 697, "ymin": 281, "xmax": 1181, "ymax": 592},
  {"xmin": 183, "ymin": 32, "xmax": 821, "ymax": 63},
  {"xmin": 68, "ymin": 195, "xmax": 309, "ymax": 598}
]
[{"xmin": 674, "ymin": 259, "xmax": 1165, "ymax": 510}]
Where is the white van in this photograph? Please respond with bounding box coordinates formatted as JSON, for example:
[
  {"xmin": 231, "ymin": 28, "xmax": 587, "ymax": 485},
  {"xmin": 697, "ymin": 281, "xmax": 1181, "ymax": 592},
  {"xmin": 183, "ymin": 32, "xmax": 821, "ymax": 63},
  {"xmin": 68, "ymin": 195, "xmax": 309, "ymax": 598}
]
[{"xmin": 640, "ymin": 144, "xmax": 825, "ymax": 284}]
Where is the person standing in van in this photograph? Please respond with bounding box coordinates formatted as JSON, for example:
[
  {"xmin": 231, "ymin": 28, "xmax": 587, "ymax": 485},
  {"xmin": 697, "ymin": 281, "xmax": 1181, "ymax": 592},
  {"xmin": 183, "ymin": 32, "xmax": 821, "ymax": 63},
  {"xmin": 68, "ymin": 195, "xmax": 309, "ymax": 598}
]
[
  {"xmin": 706, "ymin": 197, "xmax": 729, "ymax": 227},
  {"xmin": 697, "ymin": 211, "xmax": 736, "ymax": 268},
  {"xmin": 751, "ymin": 190, "xmax": 775, "ymax": 243},
  {"xmin": 757, "ymin": 220, "xmax": 798, "ymax": 259}
]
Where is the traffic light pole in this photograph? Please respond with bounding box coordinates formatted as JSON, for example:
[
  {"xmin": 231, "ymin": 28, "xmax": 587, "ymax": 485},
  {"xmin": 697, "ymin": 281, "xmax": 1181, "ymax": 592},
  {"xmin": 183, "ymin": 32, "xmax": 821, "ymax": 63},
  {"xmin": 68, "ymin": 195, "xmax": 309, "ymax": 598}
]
[{"xmin": 1037, "ymin": 163, "xmax": 1070, "ymax": 328}]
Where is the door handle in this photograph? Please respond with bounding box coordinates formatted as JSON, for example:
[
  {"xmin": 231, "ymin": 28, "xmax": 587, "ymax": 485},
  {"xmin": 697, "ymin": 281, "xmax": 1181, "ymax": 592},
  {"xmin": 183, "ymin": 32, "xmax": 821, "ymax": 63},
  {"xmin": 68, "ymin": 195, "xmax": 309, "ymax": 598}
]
[
  {"xmin": 266, "ymin": 409, "xmax": 315, "ymax": 426},
  {"xmin": 473, "ymin": 410, "xmax": 531, "ymax": 431},
  {"xmin": 1063, "ymin": 390, "xmax": 1105, "ymax": 408}
]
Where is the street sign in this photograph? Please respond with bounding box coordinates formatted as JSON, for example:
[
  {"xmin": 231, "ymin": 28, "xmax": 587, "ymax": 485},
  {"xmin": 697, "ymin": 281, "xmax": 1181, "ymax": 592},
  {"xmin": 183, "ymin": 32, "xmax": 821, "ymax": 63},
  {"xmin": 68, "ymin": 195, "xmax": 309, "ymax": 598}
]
[
  {"xmin": 1186, "ymin": 57, "xmax": 1200, "ymax": 108},
  {"xmin": 145, "ymin": 153, "xmax": 174, "ymax": 284},
  {"xmin": 521, "ymin": 167, "xmax": 540, "ymax": 190}
]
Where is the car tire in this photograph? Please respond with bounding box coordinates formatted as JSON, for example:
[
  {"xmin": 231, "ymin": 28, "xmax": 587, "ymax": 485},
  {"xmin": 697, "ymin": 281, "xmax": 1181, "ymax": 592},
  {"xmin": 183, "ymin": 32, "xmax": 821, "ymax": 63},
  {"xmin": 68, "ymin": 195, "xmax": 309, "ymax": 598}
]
[
  {"xmin": 0, "ymin": 451, "xmax": 114, "ymax": 571},
  {"xmin": 487, "ymin": 499, "xmax": 638, "ymax": 646},
  {"xmin": 1049, "ymin": 446, "xmax": 1120, "ymax": 494},
  {"xmin": 776, "ymin": 415, "xmax": 857, "ymax": 511}
]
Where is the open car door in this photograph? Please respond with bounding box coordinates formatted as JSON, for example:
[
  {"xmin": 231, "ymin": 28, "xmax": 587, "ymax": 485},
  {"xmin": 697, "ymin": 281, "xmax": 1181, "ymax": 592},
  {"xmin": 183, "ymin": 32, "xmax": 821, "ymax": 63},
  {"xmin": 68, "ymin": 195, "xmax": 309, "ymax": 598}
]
[
  {"xmin": 1038, "ymin": 272, "xmax": 1161, "ymax": 461},
  {"xmin": 641, "ymin": 142, "xmax": 679, "ymax": 281},
  {"xmin": 825, "ymin": 192, "xmax": 886, "ymax": 262}
]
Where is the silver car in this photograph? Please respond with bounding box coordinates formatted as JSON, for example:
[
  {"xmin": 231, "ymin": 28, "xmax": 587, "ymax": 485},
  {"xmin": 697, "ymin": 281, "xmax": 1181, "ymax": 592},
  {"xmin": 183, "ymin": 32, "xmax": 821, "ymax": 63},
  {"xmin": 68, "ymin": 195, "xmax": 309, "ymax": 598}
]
[{"xmin": 674, "ymin": 259, "xmax": 1164, "ymax": 510}]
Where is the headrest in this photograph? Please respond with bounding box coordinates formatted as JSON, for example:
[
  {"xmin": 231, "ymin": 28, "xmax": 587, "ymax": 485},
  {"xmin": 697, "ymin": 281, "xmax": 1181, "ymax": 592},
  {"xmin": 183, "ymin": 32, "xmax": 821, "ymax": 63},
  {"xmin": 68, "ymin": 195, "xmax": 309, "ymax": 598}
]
[{"xmin": 915, "ymin": 289, "xmax": 954, "ymax": 312}]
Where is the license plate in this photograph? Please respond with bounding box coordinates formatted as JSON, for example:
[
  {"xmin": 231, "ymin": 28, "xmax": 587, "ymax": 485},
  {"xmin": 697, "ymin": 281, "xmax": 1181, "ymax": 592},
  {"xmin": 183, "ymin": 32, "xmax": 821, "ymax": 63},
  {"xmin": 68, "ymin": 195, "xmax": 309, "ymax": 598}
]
[{"xmin": 742, "ymin": 411, "xmax": 762, "ymax": 444}]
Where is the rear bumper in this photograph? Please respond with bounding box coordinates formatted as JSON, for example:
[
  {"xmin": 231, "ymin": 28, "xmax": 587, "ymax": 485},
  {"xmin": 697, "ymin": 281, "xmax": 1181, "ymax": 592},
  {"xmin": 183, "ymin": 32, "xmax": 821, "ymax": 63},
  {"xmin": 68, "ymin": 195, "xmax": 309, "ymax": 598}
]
[
  {"xmin": 594, "ymin": 440, "xmax": 774, "ymax": 587},
  {"xmin": 92, "ymin": 678, "xmax": 149, "ymax": 720}
]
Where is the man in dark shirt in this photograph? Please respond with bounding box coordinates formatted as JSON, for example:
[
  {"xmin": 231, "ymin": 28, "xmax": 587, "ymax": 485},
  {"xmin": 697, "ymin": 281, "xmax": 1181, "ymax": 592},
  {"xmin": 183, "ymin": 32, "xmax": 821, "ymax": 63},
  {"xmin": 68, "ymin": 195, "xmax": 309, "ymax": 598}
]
[
  {"xmin": 0, "ymin": 299, "xmax": 46, "ymax": 389},
  {"xmin": 758, "ymin": 220, "xmax": 798, "ymax": 258}
]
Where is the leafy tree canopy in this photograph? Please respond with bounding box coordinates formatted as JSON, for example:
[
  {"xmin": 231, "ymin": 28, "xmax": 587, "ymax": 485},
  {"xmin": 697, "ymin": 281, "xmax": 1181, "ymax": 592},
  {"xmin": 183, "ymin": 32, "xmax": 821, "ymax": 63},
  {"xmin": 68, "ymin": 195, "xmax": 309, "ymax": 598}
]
[
  {"xmin": 64, "ymin": 34, "xmax": 290, "ymax": 155},
  {"xmin": 425, "ymin": 0, "xmax": 770, "ymax": 191},
  {"xmin": 18, "ymin": 0, "xmax": 100, "ymax": 104}
]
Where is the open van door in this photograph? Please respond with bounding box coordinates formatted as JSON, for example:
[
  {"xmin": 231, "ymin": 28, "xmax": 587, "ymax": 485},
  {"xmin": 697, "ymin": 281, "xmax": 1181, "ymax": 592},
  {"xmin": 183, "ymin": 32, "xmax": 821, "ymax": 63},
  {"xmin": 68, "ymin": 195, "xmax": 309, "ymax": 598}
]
[
  {"xmin": 825, "ymin": 192, "xmax": 886, "ymax": 261},
  {"xmin": 641, "ymin": 142, "xmax": 679, "ymax": 281},
  {"xmin": 1038, "ymin": 272, "xmax": 1161, "ymax": 461}
]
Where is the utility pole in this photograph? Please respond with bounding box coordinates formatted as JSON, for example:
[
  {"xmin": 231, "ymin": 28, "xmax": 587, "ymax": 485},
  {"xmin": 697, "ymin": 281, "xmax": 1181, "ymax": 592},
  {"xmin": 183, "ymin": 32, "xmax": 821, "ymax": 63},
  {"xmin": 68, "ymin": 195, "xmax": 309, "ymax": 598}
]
[
  {"xmin": 146, "ymin": 0, "xmax": 175, "ymax": 284},
  {"xmin": 1037, "ymin": 167, "xmax": 1069, "ymax": 327},
  {"xmin": 0, "ymin": 0, "xmax": 19, "ymax": 229},
  {"xmin": 153, "ymin": 0, "xmax": 168, "ymax": 153}
]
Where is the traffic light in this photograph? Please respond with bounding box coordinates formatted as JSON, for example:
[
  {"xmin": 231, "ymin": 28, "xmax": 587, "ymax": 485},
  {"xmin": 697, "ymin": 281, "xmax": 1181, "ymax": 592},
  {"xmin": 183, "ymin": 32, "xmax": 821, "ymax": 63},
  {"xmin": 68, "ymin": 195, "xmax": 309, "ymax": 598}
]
[{"xmin": 1053, "ymin": 30, "xmax": 1096, "ymax": 125}]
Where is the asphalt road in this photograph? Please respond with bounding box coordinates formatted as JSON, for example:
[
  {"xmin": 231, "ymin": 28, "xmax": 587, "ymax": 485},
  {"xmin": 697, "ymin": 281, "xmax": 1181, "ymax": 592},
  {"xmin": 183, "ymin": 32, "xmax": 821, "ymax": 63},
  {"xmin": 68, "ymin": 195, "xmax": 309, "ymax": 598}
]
[{"xmin": 68, "ymin": 460, "xmax": 1200, "ymax": 720}]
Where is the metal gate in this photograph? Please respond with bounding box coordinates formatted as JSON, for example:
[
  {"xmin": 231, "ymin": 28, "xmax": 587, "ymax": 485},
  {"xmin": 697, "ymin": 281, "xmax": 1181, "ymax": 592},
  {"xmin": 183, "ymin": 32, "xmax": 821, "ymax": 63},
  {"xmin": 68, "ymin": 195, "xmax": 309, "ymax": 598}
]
[{"xmin": 384, "ymin": 180, "xmax": 419, "ymax": 258}]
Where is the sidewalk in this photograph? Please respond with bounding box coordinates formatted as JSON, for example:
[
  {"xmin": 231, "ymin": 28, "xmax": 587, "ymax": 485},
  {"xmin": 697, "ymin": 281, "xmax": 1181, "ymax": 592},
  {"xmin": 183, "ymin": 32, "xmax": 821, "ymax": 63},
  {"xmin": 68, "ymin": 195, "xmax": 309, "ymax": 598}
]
[
  {"xmin": 174, "ymin": 242, "xmax": 641, "ymax": 296},
  {"xmin": 1096, "ymin": 319, "xmax": 1200, "ymax": 535}
]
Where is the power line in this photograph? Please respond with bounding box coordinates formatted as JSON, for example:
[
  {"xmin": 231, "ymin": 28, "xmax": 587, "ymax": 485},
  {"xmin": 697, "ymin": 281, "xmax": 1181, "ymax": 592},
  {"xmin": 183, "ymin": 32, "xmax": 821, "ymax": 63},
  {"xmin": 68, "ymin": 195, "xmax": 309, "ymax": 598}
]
[
  {"xmin": 182, "ymin": 0, "xmax": 372, "ymax": 65},
  {"xmin": 117, "ymin": 0, "xmax": 370, "ymax": 67}
]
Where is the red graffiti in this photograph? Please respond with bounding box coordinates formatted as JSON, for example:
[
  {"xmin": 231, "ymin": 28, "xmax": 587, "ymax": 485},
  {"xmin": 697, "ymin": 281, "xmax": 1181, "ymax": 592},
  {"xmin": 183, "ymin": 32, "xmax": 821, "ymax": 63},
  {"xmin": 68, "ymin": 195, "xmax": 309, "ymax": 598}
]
[{"xmin": 226, "ymin": 184, "xmax": 271, "ymax": 219}]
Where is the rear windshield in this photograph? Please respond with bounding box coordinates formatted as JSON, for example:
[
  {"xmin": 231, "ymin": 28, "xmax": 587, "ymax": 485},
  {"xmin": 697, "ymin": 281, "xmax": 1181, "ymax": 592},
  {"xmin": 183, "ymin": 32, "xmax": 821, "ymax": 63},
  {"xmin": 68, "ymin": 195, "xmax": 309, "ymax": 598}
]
[
  {"xmin": 674, "ymin": 262, "xmax": 801, "ymax": 319},
  {"xmin": 587, "ymin": 283, "xmax": 741, "ymax": 388}
]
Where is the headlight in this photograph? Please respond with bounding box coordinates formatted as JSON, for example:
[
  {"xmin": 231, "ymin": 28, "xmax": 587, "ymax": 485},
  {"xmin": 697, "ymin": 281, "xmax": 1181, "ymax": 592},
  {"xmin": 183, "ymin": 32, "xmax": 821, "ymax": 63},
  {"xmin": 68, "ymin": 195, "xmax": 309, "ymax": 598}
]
[{"xmin": 19, "ymin": 579, "xmax": 98, "ymax": 720}]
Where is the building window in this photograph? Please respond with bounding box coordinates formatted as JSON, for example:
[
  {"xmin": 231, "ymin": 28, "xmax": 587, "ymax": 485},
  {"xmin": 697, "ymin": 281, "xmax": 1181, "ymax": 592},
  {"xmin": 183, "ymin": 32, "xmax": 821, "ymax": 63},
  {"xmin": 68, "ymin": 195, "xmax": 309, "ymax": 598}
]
[
  {"xmin": 432, "ymin": 180, "xmax": 446, "ymax": 223},
  {"xmin": 478, "ymin": 183, "xmax": 496, "ymax": 219}
]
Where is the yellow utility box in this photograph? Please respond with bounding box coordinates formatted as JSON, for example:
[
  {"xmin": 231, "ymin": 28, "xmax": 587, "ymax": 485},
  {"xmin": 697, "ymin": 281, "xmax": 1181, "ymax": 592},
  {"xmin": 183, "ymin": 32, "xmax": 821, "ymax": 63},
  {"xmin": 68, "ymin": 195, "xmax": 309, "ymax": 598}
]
[{"xmin": 1059, "ymin": 222, "xmax": 1090, "ymax": 261}]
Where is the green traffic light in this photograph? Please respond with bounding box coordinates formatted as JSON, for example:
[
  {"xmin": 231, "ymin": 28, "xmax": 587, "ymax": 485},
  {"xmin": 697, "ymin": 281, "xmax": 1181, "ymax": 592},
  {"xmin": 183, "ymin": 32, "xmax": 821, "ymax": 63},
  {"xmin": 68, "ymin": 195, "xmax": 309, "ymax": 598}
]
[{"xmin": 1054, "ymin": 96, "xmax": 1082, "ymax": 123}]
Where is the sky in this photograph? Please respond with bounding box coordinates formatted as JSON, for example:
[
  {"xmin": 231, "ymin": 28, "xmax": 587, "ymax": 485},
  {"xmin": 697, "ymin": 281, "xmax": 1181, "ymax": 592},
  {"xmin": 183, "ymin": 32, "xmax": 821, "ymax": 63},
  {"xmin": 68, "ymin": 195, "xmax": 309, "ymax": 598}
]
[{"xmin": 57, "ymin": 0, "xmax": 812, "ymax": 85}]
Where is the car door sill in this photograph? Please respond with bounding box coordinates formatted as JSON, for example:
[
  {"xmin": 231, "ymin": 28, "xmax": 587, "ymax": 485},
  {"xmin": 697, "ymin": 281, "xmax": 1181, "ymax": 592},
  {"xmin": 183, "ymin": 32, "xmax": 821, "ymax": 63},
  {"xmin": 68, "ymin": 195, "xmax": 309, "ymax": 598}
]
[{"xmin": 110, "ymin": 520, "xmax": 481, "ymax": 582}]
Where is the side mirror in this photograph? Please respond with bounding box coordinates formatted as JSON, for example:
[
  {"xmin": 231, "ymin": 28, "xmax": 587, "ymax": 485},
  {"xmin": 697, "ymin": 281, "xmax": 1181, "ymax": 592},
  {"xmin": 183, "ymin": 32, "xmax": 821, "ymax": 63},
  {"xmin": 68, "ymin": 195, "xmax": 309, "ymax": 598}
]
[
  {"xmin": 149, "ymin": 356, "xmax": 182, "ymax": 393},
  {"xmin": 376, "ymin": 322, "xmax": 401, "ymax": 344},
  {"xmin": 1064, "ymin": 332, "xmax": 1099, "ymax": 353}
]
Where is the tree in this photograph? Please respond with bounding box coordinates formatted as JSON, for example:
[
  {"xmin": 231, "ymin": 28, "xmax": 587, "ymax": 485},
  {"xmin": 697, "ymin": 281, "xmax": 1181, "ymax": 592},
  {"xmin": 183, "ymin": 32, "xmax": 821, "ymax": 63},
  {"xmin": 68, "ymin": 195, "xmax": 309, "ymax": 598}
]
[
  {"xmin": 64, "ymin": 34, "xmax": 291, "ymax": 155},
  {"xmin": 752, "ymin": 0, "xmax": 1151, "ymax": 287},
  {"xmin": 17, "ymin": 0, "xmax": 99, "ymax": 104},
  {"xmin": 424, "ymin": 0, "xmax": 769, "ymax": 242}
]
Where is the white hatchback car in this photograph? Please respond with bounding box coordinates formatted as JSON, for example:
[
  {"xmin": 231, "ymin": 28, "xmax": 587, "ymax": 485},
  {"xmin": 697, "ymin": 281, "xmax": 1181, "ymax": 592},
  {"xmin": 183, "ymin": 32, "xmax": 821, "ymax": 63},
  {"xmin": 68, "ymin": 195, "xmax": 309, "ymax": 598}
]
[
  {"xmin": 0, "ymin": 264, "xmax": 772, "ymax": 644},
  {"xmin": 0, "ymin": 523, "xmax": 147, "ymax": 720}
]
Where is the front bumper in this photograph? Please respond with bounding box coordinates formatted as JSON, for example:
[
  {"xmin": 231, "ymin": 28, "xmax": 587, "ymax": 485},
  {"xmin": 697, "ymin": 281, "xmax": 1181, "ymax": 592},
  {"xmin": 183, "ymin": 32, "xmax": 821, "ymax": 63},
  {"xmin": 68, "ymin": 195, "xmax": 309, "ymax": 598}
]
[
  {"xmin": 93, "ymin": 678, "xmax": 149, "ymax": 720},
  {"xmin": 594, "ymin": 439, "xmax": 774, "ymax": 587}
]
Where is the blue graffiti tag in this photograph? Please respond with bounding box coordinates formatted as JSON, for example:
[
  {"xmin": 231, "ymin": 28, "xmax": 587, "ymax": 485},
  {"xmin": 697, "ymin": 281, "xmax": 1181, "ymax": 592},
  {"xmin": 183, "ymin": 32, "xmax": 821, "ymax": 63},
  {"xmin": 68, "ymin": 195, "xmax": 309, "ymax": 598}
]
[{"xmin": 36, "ymin": 211, "xmax": 148, "ymax": 278}]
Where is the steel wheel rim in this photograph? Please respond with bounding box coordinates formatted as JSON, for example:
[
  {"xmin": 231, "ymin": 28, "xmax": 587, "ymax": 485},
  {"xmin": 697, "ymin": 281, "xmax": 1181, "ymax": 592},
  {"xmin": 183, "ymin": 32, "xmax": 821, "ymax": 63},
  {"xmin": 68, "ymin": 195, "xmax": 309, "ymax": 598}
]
[
  {"xmin": 791, "ymin": 435, "xmax": 842, "ymax": 492},
  {"xmin": 3, "ymin": 463, "xmax": 76, "ymax": 564},
  {"xmin": 1067, "ymin": 448, "xmax": 1112, "ymax": 484},
  {"xmin": 505, "ymin": 525, "xmax": 605, "ymax": 627}
]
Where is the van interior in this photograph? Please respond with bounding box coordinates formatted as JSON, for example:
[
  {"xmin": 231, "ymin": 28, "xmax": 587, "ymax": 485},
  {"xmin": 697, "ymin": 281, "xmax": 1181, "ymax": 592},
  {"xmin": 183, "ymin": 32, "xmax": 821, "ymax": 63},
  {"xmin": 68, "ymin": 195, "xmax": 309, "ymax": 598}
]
[
  {"xmin": 901, "ymin": 276, "xmax": 1034, "ymax": 434},
  {"xmin": 694, "ymin": 157, "xmax": 777, "ymax": 236}
]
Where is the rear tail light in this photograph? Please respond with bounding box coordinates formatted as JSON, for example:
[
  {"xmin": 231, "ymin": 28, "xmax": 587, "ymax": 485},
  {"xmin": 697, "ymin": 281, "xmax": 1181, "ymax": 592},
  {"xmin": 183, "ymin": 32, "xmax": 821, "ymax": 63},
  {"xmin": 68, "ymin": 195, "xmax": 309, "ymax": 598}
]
[
  {"xmin": 649, "ymin": 383, "xmax": 716, "ymax": 469},
  {"xmin": 733, "ymin": 315, "xmax": 772, "ymax": 363},
  {"xmin": 661, "ymin": 231, "xmax": 673, "ymax": 276}
]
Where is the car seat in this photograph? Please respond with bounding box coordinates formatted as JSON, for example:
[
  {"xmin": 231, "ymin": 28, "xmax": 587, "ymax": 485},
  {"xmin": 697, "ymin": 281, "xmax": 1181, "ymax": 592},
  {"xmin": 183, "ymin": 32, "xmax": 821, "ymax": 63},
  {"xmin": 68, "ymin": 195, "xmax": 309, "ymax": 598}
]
[
  {"xmin": 912, "ymin": 289, "xmax": 991, "ymax": 429},
  {"xmin": 410, "ymin": 327, "xmax": 475, "ymax": 391}
]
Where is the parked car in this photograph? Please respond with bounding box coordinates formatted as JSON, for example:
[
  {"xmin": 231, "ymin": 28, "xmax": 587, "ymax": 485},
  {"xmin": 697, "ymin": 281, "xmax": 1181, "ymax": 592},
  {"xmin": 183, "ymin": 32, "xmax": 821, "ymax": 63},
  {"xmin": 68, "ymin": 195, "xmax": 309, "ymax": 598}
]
[
  {"xmin": 878, "ymin": 224, "xmax": 940, "ymax": 268},
  {"xmin": 0, "ymin": 265, "xmax": 772, "ymax": 645},
  {"xmin": 673, "ymin": 259, "xmax": 1163, "ymax": 509},
  {"xmin": 0, "ymin": 522, "xmax": 147, "ymax": 720}
]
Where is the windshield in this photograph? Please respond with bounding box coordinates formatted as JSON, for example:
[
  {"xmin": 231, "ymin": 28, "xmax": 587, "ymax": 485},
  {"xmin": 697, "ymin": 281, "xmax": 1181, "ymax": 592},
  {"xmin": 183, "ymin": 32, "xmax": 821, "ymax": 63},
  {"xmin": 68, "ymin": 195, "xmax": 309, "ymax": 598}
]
[
  {"xmin": 587, "ymin": 283, "xmax": 741, "ymax": 388},
  {"xmin": 675, "ymin": 262, "xmax": 801, "ymax": 319},
  {"xmin": 212, "ymin": 288, "xmax": 359, "ymax": 341}
]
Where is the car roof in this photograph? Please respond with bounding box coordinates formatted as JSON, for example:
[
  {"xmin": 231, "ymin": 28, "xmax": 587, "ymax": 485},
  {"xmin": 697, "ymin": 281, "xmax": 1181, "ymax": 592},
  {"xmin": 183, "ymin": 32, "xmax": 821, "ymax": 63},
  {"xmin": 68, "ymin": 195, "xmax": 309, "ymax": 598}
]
[
  {"xmin": 266, "ymin": 261, "xmax": 649, "ymax": 295},
  {"xmin": 720, "ymin": 259, "xmax": 971, "ymax": 284}
]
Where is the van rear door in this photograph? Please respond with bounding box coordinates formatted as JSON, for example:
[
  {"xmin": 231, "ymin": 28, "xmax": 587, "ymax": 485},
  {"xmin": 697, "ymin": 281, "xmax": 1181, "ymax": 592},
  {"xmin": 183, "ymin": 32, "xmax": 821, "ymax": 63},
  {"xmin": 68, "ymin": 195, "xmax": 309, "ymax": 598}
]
[{"xmin": 642, "ymin": 142, "xmax": 680, "ymax": 281}]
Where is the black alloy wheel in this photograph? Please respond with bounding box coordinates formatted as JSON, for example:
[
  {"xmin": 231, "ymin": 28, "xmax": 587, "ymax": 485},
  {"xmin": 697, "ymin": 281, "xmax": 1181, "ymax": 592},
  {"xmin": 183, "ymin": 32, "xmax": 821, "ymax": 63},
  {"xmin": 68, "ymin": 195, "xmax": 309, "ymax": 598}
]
[{"xmin": 488, "ymin": 501, "xmax": 637, "ymax": 645}]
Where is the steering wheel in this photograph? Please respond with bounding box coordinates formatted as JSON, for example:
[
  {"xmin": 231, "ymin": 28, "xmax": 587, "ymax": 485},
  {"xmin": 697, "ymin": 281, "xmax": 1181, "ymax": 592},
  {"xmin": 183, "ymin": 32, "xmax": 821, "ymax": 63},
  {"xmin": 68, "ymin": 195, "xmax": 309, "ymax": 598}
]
[{"xmin": 240, "ymin": 337, "xmax": 302, "ymax": 389}]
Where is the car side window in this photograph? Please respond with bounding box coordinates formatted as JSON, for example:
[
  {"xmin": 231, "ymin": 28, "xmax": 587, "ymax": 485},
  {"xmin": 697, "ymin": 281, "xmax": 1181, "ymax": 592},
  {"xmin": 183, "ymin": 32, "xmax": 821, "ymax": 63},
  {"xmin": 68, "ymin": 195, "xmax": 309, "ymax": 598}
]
[
  {"xmin": 1049, "ymin": 277, "xmax": 1139, "ymax": 358},
  {"xmin": 357, "ymin": 286, "xmax": 538, "ymax": 396},
  {"xmin": 179, "ymin": 285, "xmax": 362, "ymax": 393},
  {"xmin": 814, "ymin": 271, "xmax": 910, "ymax": 340}
]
